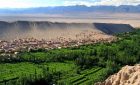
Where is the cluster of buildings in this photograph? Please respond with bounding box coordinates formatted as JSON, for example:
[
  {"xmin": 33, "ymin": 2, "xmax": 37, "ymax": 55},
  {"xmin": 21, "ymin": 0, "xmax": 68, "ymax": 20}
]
[{"xmin": 0, "ymin": 31, "xmax": 116, "ymax": 55}]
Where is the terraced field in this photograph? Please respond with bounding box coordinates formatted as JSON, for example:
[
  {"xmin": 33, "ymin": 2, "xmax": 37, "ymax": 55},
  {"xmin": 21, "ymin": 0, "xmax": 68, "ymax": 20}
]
[
  {"xmin": 0, "ymin": 61, "xmax": 105, "ymax": 85},
  {"xmin": 58, "ymin": 67, "xmax": 106, "ymax": 85},
  {"xmin": 0, "ymin": 63, "xmax": 42, "ymax": 81},
  {"xmin": 0, "ymin": 63, "xmax": 43, "ymax": 85},
  {"xmin": 0, "ymin": 62, "xmax": 80, "ymax": 85}
]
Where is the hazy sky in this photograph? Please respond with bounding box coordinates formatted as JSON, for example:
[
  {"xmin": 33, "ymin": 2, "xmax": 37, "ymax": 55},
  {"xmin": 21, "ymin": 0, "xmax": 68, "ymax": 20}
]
[{"xmin": 0, "ymin": 0, "xmax": 140, "ymax": 8}]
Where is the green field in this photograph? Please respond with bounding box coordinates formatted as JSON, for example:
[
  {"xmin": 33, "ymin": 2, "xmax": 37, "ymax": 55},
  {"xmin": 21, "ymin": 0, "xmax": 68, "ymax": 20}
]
[
  {"xmin": 0, "ymin": 29, "xmax": 140, "ymax": 85},
  {"xmin": 0, "ymin": 62, "xmax": 105, "ymax": 85},
  {"xmin": 0, "ymin": 63, "xmax": 42, "ymax": 81},
  {"xmin": 58, "ymin": 67, "xmax": 106, "ymax": 85}
]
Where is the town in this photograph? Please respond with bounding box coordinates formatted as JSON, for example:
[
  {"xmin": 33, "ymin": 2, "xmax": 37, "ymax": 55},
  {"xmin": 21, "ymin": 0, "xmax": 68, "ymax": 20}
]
[{"xmin": 0, "ymin": 31, "xmax": 116, "ymax": 55}]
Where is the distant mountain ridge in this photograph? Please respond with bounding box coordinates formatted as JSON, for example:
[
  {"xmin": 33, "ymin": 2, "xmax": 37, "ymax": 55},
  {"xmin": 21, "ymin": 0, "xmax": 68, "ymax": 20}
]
[{"xmin": 0, "ymin": 5, "xmax": 140, "ymax": 14}]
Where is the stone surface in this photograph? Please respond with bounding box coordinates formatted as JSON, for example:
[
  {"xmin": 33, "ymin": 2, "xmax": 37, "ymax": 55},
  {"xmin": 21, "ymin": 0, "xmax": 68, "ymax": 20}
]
[{"xmin": 95, "ymin": 64, "xmax": 140, "ymax": 85}]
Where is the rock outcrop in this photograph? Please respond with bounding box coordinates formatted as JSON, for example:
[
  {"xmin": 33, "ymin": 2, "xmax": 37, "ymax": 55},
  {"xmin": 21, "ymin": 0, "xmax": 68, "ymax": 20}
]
[{"xmin": 95, "ymin": 64, "xmax": 140, "ymax": 85}]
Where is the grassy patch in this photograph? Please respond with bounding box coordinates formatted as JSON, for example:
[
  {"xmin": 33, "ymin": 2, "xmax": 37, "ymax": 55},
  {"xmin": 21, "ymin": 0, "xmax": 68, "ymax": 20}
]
[{"xmin": 0, "ymin": 63, "xmax": 42, "ymax": 82}]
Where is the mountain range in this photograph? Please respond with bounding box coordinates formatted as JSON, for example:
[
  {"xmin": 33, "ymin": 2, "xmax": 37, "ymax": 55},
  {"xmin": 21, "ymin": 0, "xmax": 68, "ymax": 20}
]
[{"xmin": 0, "ymin": 5, "xmax": 140, "ymax": 14}]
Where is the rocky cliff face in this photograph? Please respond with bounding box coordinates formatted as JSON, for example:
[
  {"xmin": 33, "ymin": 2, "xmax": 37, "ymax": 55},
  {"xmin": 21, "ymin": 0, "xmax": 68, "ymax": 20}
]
[{"xmin": 95, "ymin": 64, "xmax": 140, "ymax": 85}]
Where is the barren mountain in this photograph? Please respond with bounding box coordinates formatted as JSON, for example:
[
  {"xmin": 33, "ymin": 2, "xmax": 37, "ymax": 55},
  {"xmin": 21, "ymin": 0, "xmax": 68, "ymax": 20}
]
[{"xmin": 0, "ymin": 21, "xmax": 134, "ymax": 41}]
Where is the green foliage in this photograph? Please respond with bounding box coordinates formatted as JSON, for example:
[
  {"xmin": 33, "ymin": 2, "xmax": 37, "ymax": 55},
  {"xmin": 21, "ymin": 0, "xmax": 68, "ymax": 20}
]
[
  {"xmin": 75, "ymin": 56, "xmax": 99, "ymax": 69},
  {"xmin": 0, "ymin": 63, "xmax": 42, "ymax": 81},
  {"xmin": 58, "ymin": 67, "xmax": 106, "ymax": 85}
]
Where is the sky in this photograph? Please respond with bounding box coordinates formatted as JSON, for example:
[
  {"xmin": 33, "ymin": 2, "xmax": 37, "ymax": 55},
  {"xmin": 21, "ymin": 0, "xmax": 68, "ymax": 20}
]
[{"xmin": 0, "ymin": 0, "xmax": 140, "ymax": 8}]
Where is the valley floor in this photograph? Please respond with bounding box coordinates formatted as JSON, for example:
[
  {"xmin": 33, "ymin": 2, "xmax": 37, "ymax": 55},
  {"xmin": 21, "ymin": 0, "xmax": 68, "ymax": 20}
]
[{"xmin": 0, "ymin": 29, "xmax": 140, "ymax": 85}]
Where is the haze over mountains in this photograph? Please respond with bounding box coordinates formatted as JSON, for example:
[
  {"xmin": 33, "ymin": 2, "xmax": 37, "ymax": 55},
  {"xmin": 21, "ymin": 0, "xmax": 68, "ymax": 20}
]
[
  {"xmin": 0, "ymin": 5, "xmax": 140, "ymax": 14},
  {"xmin": 0, "ymin": 5, "xmax": 138, "ymax": 41}
]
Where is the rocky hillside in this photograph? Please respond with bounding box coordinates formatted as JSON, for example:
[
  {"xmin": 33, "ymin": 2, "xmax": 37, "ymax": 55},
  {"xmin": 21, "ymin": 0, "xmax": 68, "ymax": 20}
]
[{"xmin": 95, "ymin": 64, "xmax": 140, "ymax": 85}]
